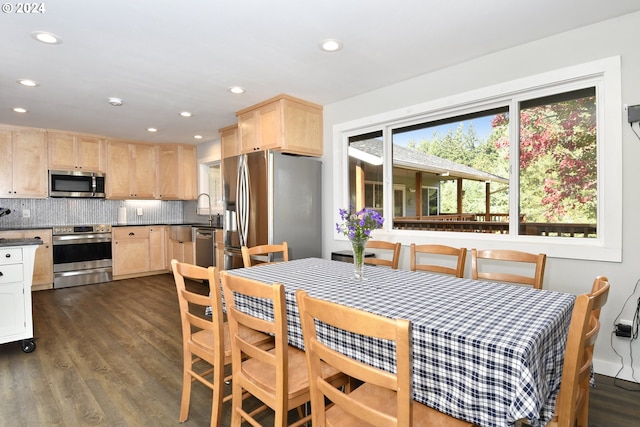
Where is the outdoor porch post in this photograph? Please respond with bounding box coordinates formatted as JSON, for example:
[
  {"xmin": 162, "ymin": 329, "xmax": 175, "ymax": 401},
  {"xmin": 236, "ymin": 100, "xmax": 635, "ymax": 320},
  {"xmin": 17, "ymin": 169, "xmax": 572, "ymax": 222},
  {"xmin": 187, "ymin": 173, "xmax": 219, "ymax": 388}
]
[
  {"xmin": 355, "ymin": 160, "xmax": 365, "ymax": 211},
  {"xmin": 415, "ymin": 172, "xmax": 422, "ymax": 217},
  {"xmin": 457, "ymin": 178, "xmax": 463, "ymax": 214},
  {"xmin": 485, "ymin": 181, "xmax": 491, "ymax": 221}
]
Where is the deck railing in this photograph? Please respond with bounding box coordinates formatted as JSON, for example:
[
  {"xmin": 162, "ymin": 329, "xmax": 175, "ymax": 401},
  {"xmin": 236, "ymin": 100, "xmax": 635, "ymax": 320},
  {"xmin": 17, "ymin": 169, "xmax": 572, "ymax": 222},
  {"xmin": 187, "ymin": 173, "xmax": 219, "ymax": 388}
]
[{"xmin": 393, "ymin": 215, "xmax": 596, "ymax": 238}]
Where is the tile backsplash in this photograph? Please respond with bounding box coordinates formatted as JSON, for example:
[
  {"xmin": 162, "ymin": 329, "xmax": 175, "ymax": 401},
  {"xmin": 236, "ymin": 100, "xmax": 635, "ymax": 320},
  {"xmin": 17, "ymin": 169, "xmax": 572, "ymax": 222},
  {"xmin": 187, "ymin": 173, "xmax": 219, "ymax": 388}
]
[{"xmin": 0, "ymin": 198, "xmax": 186, "ymax": 228}]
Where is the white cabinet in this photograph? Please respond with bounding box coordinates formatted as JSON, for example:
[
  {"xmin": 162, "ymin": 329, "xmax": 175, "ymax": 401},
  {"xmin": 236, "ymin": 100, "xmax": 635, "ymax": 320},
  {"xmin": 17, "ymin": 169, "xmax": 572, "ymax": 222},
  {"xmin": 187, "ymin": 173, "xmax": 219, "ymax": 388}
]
[{"xmin": 0, "ymin": 242, "xmax": 39, "ymax": 352}]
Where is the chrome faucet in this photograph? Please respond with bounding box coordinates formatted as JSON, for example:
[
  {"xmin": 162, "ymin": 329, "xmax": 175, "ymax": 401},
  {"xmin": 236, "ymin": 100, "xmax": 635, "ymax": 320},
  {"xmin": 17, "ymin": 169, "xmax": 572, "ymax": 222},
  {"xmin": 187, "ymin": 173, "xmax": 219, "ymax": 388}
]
[{"xmin": 196, "ymin": 193, "xmax": 213, "ymax": 226}]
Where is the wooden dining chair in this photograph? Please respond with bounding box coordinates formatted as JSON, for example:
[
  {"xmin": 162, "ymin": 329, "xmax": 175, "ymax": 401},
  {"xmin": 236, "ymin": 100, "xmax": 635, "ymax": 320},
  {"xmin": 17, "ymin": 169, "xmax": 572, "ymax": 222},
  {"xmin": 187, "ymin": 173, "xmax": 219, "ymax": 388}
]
[
  {"xmin": 296, "ymin": 289, "xmax": 475, "ymax": 427},
  {"xmin": 546, "ymin": 276, "xmax": 610, "ymax": 427},
  {"xmin": 171, "ymin": 260, "xmax": 272, "ymax": 427},
  {"xmin": 410, "ymin": 243, "xmax": 467, "ymax": 278},
  {"xmin": 220, "ymin": 271, "xmax": 347, "ymax": 427},
  {"xmin": 470, "ymin": 248, "xmax": 547, "ymax": 289},
  {"xmin": 241, "ymin": 241, "xmax": 289, "ymax": 267},
  {"xmin": 364, "ymin": 240, "xmax": 401, "ymax": 269}
]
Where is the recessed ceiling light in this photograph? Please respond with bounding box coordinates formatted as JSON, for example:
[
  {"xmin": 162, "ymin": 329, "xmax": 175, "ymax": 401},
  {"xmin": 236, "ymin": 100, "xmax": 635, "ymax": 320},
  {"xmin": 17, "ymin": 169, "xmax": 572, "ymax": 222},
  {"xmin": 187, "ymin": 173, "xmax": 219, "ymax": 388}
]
[
  {"xmin": 179, "ymin": 111, "xmax": 192, "ymax": 117},
  {"xmin": 13, "ymin": 107, "xmax": 28, "ymax": 113},
  {"xmin": 320, "ymin": 39, "xmax": 343, "ymax": 52},
  {"xmin": 31, "ymin": 31, "xmax": 62, "ymax": 45},
  {"xmin": 17, "ymin": 79, "xmax": 39, "ymax": 87},
  {"xmin": 194, "ymin": 135, "xmax": 203, "ymax": 140},
  {"xmin": 108, "ymin": 97, "xmax": 123, "ymax": 106},
  {"xmin": 229, "ymin": 86, "xmax": 245, "ymax": 94},
  {"xmin": 147, "ymin": 128, "xmax": 158, "ymax": 132}
]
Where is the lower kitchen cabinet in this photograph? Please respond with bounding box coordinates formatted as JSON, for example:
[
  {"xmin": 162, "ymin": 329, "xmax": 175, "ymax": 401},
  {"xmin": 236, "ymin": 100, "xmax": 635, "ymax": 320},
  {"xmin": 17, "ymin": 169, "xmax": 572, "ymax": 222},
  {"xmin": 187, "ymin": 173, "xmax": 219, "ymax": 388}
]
[
  {"xmin": 0, "ymin": 229, "xmax": 53, "ymax": 290},
  {"xmin": 168, "ymin": 239, "xmax": 194, "ymax": 265},
  {"xmin": 149, "ymin": 226, "xmax": 166, "ymax": 271},
  {"xmin": 112, "ymin": 226, "xmax": 168, "ymax": 278},
  {"xmin": 113, "ymin": 227, "xmax": 150, "ymax": 276}
]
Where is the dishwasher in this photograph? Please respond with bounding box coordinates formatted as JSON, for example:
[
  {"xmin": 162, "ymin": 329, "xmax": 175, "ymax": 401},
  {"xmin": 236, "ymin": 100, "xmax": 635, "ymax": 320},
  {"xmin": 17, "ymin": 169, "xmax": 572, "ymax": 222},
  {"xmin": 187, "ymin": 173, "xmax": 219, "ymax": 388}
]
[{"xmin": 193, "ymin": 227, "xmax": 216, "ymax": 268}]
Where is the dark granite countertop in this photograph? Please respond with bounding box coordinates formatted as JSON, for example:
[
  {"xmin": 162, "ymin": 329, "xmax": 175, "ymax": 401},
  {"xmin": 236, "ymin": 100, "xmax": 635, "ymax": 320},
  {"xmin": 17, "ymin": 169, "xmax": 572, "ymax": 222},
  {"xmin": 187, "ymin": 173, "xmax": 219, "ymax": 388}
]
[{"xmin": 0, "ymin": 223, "xmax": 222, "ymax": 232}]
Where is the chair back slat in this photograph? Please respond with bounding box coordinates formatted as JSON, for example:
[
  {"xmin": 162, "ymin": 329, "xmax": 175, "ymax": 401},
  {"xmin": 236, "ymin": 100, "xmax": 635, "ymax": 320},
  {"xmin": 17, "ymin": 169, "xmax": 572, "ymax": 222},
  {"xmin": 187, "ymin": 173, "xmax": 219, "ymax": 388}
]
[
  {"xmin": 410, "ymin": 244, "xmax": 467, "ymax": 278},
  {"xmin": 471, "ymin": 248, "xmax": 546, "ymax": 289},
  {"xmin": 364, "ymin": 240, "xmax": 401, "ymax": 269},
  {"xmin": 241, "ymin": 242, "xmax": 289, "ymax": 267}
]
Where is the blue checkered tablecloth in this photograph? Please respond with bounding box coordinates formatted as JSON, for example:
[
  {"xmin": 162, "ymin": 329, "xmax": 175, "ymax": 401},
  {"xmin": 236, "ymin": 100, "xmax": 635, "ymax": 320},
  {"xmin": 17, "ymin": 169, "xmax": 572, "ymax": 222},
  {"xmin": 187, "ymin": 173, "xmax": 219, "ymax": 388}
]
[{"xmin": 225, "ymin": 258, "xmax": 575, "ymax": 427}]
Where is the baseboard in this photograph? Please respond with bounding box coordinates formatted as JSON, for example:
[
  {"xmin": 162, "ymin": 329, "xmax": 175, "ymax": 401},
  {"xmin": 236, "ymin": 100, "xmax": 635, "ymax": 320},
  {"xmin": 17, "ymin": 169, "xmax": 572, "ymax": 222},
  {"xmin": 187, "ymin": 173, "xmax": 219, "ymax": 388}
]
[{"xmin": 594, "ymin": 356, "xmax": 640, "ymax": 383}]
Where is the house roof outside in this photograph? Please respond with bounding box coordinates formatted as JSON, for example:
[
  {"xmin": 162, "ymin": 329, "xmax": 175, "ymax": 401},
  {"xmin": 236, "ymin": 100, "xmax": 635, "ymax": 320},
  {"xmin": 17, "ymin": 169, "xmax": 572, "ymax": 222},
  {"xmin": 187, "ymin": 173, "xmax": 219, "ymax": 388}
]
[{"xmin": 349, "ymin": 139, "xmax": 508, "ymax": 184}]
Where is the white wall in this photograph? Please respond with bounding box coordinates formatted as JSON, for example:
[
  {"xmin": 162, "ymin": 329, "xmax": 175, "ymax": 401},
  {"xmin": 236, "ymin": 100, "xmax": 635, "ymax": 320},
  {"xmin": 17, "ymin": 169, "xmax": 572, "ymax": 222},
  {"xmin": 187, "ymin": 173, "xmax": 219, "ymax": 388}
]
[{"xmin": 321, "ymin": 12, "xmax": 640, "ymax": 381}]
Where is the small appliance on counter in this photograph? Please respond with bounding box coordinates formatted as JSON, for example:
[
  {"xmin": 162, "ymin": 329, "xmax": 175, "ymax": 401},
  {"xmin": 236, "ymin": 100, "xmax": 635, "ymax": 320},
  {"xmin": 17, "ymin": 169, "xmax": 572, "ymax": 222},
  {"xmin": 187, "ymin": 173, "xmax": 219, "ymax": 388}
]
[{"xmin": 0, "ymin": 207, "xmax": 11, "ymax": 218}]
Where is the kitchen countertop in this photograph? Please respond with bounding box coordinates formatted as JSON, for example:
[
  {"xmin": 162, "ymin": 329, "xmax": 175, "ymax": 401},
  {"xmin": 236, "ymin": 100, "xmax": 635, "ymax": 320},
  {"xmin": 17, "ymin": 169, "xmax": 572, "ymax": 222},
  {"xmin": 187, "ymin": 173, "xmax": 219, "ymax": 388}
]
[{"xmin": 0, "ymin": 238, "xmax": 44, "ymax": 247}]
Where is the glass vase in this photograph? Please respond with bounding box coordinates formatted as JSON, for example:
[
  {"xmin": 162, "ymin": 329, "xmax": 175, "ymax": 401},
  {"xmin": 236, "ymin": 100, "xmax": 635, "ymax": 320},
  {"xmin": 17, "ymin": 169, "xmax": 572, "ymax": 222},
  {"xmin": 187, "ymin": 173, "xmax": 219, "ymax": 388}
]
[{"xmin": 350, "ymin": 237, "xmax": 369, "ymax": 280}]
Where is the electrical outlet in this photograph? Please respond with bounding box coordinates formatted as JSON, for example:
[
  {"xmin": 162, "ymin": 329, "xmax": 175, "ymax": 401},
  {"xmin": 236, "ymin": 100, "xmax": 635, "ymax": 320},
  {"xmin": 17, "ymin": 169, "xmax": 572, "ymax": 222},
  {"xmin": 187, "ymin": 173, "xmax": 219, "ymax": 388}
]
[
  {"xmin": 22, "ymin": 209, "xmax": 30, "ymax": 218},
  {"xmin": 628, "ymin": 104, "xmax": 640, "ymax": 123}
]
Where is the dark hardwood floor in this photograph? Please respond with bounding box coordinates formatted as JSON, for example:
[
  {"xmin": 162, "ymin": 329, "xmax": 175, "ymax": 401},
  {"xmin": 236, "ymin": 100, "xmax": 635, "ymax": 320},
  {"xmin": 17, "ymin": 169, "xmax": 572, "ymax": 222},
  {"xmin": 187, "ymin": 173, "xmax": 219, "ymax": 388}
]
[{"xmin": 0, "ymin": 273, "xmax": 638, "ymax": 426}]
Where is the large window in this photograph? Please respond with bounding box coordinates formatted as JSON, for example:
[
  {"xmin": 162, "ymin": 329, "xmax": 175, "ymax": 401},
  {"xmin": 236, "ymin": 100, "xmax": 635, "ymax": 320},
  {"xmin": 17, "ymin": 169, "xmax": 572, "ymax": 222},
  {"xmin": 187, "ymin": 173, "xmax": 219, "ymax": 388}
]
[{"xmin": 339, "ymin": 58, "xmax": 621, "ymax": 261}]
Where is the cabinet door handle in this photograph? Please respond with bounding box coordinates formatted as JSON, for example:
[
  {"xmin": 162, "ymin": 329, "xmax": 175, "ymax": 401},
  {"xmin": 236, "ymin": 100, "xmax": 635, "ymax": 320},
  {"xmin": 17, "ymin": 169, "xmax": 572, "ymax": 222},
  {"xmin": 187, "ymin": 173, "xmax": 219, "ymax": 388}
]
[
  {"xmin": 4, "ymin": 253, "xmax": 10, "ymax": 258},
  {"xmin": 129, "ymin": 232, "xmax": 135, "ymax": 236},
  {"xmin": 0, "ymin": 271, "xmax": 3, "ymax": 276}
]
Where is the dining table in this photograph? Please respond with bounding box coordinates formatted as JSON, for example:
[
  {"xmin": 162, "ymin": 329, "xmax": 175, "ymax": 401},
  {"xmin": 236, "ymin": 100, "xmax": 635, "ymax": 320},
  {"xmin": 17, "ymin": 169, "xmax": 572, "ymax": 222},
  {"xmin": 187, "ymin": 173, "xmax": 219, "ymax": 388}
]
[{"xmin": 224, "ymin": 257, "xmax": 576, "ymax": 427}]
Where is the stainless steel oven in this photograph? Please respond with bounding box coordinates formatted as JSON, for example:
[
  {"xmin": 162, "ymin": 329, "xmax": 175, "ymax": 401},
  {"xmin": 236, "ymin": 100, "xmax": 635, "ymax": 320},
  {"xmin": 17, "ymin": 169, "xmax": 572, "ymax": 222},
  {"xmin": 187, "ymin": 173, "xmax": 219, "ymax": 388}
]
[{"xmin": 52, "ymin": 224, "xmax": 112, "ymax": 288}]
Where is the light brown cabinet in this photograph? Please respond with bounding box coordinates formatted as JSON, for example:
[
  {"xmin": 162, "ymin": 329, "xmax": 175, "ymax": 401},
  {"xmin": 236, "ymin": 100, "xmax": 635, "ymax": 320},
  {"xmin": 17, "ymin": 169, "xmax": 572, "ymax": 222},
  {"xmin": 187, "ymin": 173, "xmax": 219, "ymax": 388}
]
[
  {"xmin": 112, "ymin": 226, "xmax": 151, "ymax": 276},
  {"xmin": 113, "ymin": 226, "xmax": 168, "ymax": 277},
  {"xmin": 148, "ymin": 226, "xmax": 166, "ymax": 271},
  {"xmin": 158, "ymin": 144, "xmax": 197, "ymax": 200},
  {"xmin": 169, "ymin": 240, "xmax": 195, "ymax": 265},
  {"xmin": 0, "ymin": 229, "xmax": 53, "ymax": 290},
  {"xmin": 0, "ymin": 126, "xmax": 48, "ymax": 198},
  {"xmin": 236, "ymin": 94, "xmax": 323, "ymax": 157},
  {"xmin": 220, "ymin": 124, "xmax": 240, "ymax": 159},
  {"xmin": 48, "ymin": 131, "xmax": 105, "ymax": 172},
  {"xmin": 106, "ymin": 140, "xmax": 157, "ymax": 199}
]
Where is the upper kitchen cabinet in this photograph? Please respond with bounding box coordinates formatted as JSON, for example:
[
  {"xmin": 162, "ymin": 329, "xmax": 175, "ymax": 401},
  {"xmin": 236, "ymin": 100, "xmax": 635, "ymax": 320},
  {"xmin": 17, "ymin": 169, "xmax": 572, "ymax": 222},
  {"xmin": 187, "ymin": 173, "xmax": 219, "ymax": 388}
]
[
  {"xmin": 106, "ymin": 140, "xmax": 157, "ymax": 199},
  {"xmin": 48, "ymin": 131, "xmax": 105, "ymax": 172},
  {"xmin": 220, "ymin": 124, "xmax": 240, "ymax": 159},
  {"xmin": 158, "ymin": 144, "xmax": 197, "ymax": 200},
  {"xmin": 236, "ymin": 94, "xmax": 323, "ymax": 157},
  {"xmin": 0, "ymin": 125, "xmax": 48, "ymax": 198}
]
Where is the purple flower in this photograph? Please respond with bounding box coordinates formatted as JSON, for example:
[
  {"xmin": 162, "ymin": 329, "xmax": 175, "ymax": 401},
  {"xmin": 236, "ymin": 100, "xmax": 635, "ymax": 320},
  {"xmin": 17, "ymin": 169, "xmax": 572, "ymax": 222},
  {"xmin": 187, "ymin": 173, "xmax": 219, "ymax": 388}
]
[{"xmin": 336, "ymin": 207, "xmax": 384, "ymax": 241}]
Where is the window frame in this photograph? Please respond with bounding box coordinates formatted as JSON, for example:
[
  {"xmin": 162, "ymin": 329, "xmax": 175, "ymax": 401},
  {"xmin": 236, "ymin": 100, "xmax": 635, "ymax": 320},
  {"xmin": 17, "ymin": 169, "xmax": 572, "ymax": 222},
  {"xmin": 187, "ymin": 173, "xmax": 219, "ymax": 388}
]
[
  {"xmin": 333, "ymin": 57, "xmax": 622, "ymax": 262},
  {"xmin": 197, "ymin": 160, "xmax": 224, "ymax": 215}
]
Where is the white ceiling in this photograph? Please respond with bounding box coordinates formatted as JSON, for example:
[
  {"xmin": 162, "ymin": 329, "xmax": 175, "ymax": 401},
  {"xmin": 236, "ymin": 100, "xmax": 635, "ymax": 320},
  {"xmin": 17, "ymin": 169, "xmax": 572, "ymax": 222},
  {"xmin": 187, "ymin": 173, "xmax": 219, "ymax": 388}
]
[{"xmin": 2, "ymin": 0, "xmax": 639, "ymax": 144}]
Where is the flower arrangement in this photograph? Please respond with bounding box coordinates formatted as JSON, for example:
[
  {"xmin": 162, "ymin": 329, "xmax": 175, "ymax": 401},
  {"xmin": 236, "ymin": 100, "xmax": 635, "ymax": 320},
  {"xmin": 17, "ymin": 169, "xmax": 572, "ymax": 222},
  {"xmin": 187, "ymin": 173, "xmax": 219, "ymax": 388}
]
[
  {"xmin": 336, "ymin": 207, "xmax": 384, "ymax": 280},
  {"xmin": 336, "ymin": 207, "xmax": 385, "ymax": 241}
]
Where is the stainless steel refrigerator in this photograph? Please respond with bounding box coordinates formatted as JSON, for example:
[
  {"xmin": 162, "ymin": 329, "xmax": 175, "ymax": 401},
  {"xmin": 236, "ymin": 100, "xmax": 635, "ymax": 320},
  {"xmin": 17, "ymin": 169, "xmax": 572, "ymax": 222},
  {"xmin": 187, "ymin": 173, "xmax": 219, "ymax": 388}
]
[{"xmin": 222, "ymin": 151, "xmax": 322, "ymax": 269}]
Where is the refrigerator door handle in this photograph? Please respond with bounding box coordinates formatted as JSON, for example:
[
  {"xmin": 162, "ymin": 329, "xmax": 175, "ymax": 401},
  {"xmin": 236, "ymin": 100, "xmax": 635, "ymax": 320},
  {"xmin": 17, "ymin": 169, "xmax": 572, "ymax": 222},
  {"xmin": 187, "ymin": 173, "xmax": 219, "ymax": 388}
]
[{"xmin": 237, "ymin": 154, "xmax": 249, "ymax": 248}]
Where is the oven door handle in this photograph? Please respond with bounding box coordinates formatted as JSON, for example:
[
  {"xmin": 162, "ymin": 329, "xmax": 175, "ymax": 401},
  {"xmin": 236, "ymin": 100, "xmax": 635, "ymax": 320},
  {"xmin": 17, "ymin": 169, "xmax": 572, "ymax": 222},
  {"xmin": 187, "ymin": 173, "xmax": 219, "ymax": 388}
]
[{"xmin": 53, "ymin": 235, "xmax": 112, "ymax": 245}]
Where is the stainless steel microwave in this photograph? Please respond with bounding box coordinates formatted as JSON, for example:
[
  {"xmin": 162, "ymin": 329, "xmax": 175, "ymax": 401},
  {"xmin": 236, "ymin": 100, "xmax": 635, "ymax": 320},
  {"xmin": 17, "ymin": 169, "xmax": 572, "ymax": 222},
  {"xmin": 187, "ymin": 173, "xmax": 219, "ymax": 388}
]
[{"xmin": 49, "ymin": 170, "xmax": 106, "ymax": 198}]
